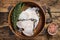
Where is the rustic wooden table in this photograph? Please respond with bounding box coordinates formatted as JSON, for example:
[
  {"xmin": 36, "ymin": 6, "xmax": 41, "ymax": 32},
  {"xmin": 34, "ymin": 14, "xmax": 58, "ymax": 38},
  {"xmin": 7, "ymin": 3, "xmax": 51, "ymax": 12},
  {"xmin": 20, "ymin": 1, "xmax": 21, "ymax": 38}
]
[{"xmin": 0, "ymin": 0, "xmax": 60, "ymax": 40}]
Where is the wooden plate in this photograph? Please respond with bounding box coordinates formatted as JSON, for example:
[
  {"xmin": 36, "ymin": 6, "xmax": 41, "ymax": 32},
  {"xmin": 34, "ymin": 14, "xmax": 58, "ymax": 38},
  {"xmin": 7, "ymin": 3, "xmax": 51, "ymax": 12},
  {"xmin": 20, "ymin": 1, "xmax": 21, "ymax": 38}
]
[{"xmin": 8, "ymin": 1, "xmax": 45, "ymax": 38}]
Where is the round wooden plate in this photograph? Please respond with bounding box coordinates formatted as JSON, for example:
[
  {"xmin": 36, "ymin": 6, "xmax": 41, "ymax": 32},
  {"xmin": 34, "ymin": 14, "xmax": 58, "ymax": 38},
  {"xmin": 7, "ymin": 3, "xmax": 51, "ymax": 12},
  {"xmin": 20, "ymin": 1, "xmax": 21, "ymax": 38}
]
[{"xmin": 8, "ymin": 1, "xmax": 45, "ymax": 38}]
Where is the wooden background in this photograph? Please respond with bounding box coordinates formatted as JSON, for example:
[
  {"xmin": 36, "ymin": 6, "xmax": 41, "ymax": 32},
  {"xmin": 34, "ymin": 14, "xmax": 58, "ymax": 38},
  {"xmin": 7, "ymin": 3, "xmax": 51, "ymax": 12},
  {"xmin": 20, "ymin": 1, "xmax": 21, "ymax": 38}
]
[{"xmin": 0, "ymin": 0, "xmax": 60, "ymax": 40}]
